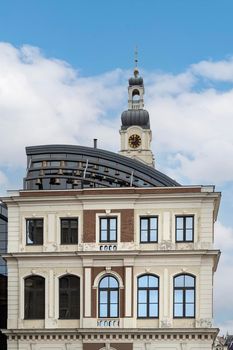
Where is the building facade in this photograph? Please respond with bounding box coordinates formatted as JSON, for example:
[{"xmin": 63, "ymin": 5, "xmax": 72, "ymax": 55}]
[
  {"xmin": 0, "ymin": 202, "xmax": 8, "ymax": 350},
  {"xmin": 2, "ymin": 68, "xmax": 221, "ymax": 350}
]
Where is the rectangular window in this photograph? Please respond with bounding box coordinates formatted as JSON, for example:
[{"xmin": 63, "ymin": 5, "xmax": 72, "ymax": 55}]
[
  {"xmin": 176, "ymin": 216, "xmax": 194, "ymax": 242},
  {"xmin": 61, "ymin": 219, "xmax": 78, "ymax": 244},
  {"xmin": 140, "ymin": 217, "xmax": 158, "ymax": 243},
  {"xmin": 26, "ymin": 219, "xmax": 43, "ymax": 245},
  {"xmin": 100, "ymin": 217, "xmax": 117, "ymax": 242}
]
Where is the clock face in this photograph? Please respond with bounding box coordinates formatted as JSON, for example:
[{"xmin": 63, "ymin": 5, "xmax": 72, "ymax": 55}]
[{"xmin": 128, "ymin": 134, "xmax": 141, "ymax": 149}]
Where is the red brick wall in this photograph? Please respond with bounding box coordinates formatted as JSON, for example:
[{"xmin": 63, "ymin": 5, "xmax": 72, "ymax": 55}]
[{"xmin": 83, "ymin": 209, "xmax": 134, "ymax": 243}]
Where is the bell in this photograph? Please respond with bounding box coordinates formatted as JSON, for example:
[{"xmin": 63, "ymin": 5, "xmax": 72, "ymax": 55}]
[
  {"xmin": 93, "ymin": 164, "xmax": 99, "ymax": 170},
  {"xmin": 115, "ymin": 170, "xmax": 119, "ymax": 176},
  {"xmin": 42, "ymin": 161, "xmax": 47, "ymax": 168},
  {"xmin": 54, "ymin": 178, "xmax": 60, "ymax": 185},
  {"xmin": 58, "ymin": 168, "xmax": 63, "ymax": 175},
  {"xmin": 104, "ymin": 167, "xmax": 109, "ymax": 173},
  {"xmin": 75, "ymin": 170, "xmax": 81, "ymax": 176},
  {"xmin": 60, "ymin": 160, "xmax": 65, "ymax": 167},
  {"xmin": 39, "ymin": 169, "xmax": 44, "ymax": 176},
  {"xmin": 35, "ymin": 178, "xmax": 41, "ymax": 185},
  {"xmin": 72, "ymin": 179, "xmax": 79, "ymax": 185}
]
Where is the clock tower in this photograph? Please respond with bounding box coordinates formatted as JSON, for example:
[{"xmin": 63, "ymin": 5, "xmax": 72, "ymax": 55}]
[{"xmin": 119, "ymin": 64, "xmax": 155, "ymax": 167}]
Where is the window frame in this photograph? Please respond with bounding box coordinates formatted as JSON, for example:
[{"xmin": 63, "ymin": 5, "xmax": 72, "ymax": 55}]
[
  {"xmin": 137, "ymin": 274, "xmax": 159, "ymax": 319},
  {"xmin": 59, "ymin": 274, "xmax": 80, "ymax": 319},
  {"xmin": 24, "ymin": 275, "xmax": 45, "ymax": 319},
  {"xmin": 173, "ymin": 273, "xmax": 196, "ymax": 319},
  {"xmin": 26, "ymin": 218, "xmax": 44, "ymax": 246},
  {"xmin": 175, "ymin": 215, "xmax": 194, "ymax": 243},
  {"xmin": 98, "ymin": 275, "xmax": 119, "ymax": 318},
  {"xmin": 99, "ymin": 217, "xmax": 118, "ymax": 243},
  {"xmin": 60, "ymin": 218, "xmax": 79, "ymax": 245},
  {"xmin": 140, "ymin": 216, "xmax": 158, "ymax": 243}
]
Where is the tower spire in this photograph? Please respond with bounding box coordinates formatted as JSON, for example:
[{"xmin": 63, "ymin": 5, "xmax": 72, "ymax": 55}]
[
  {"xmin": 134, "ymin": 46, "xmax": 138, "ymax": 68},
  {"xmin": 134, "ymin": 46, "xmax": 139, "ymax": 78},
  {"xmin": 119, "ymin": 54, "xmax": 155, "ymax": 167}
]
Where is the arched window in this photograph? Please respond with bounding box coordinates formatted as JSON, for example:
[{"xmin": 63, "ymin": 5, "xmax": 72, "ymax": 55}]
[
  {"xmin": 25, "ymin": 275, "xmax": 45, "ymax": 319},
  {"xmin": 137, "ymin": 274, "xmax": 159, "ymax": 318},
  {"xmin": 59, "ymin": 275, "xmax": 80, "ymax": 319},
  {"xmin": 99, "ymin": 275, "xmax": 119, "ymax": 318},
  {"xmin": 174, "ymin": 274, "xmax": 195, "ymax": 318}
]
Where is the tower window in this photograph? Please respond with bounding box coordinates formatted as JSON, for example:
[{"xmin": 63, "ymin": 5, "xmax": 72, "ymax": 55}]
[
  {"xmin": 99, "ymin": 217, "xmax": 117, "ymax": 242},
  {"xmin": 26, "ymin": 219, "xmax": 43, "ymax": 245},
  {"xmin": 176, "ymin": 216, "xmax": 194, "ymax": 242},
  {"xmin": 60, "ymin": 218, "xmax": 78, "ymax": 244},
  {"xmin": 140, "ymin": 217, "xmax": 158, "ymax": 243}
]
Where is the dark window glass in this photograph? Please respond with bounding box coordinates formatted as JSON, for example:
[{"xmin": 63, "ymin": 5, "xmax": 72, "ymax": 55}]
[
  {"xmin": 98, "ymin": 276, "xmax": 119, "ymax": 318},
  {"xmin": 176, "ymin": 216, "xmax": 194, "ymax": 242},
  {"xmin": 61, "ymin": 219, "xmax": 78, "ymax": 244},
  {"xmin": 25, "ymin": 276, "xmax": 45, "ymax": 319},
  {"xmin": 138, "ymin": 274, "xmax": 159, "ymax": 318},
  {"xmin": 100, "ymin": 217, "xmax": 117, "ymax": 242},
  {"xmin": 140, "ymin": 217, "xmax": 158, "ymax": 243},
  {"xmin": 59, "ymin": 275, "xmax": 80, "ymax": 319},
  {"xmin": 26, "ymin": 219, "xmax": 43, "ymax": 245},
  {"xmin": 174, "ymin": 274, "xmax": 195, "ymax": 318}
]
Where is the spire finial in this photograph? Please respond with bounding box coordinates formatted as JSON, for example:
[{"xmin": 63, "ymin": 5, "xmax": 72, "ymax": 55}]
[
  {"xmin": 134, "ymin": 46, "xmax": 139, "ymax": 77},
  {"xmin": 134, "ymin": 46, "xmax": 138, "ymax": 68}
]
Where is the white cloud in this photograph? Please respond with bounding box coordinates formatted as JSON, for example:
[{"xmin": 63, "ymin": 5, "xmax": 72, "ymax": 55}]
[
  {"xmin": 0, "ymin": 43, "xmax": 126, "ymax": 168},
  {"xmin": 214, "ymin": 222, "xmax": 233, "ymax": 334},
  {"xmin": 1, "ymin": 43, "xmax": 233, "ymax": 185},
  {"xmin": 191, "ymin": 57, "xmax": 233, "ymax": 81}
]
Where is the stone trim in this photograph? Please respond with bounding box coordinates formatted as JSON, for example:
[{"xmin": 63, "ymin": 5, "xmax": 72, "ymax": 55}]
[
  {"xmin": 7, "ymin": 332, "xmax": 216, "ymax": 342},
  {"xmin": 18, "ymin": 187, "xmax": 203, "ymax": 198},
  {"xmin": 5, "ymin": 328, "xmax": 219, "ymax": 342}
]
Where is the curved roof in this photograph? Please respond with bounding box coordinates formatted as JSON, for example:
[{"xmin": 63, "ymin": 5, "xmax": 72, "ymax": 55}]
[
  {"xmin": 24, "ymin": 144, "xmax": 180, "ymax": 190},
  {"xmin": 121, "ymin": 109, "xmax": 150, "ymax": 129}
]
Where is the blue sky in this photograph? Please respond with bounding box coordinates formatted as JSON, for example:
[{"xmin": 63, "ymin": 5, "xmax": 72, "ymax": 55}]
[
  {"xmin": 0, "ymin": 0, "xmax": 233, "ymax": 335},
  {"xmin": 1, "ymin": 0, "xmax": 233, "ymax": 75}
]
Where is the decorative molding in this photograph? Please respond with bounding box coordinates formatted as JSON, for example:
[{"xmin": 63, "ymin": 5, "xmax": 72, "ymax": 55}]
[
  {"xmin": 180, "ymin": 342, "xmax": 187, "ymax": 350},
  {"xmin": 196, "ymin": 318, "xmax": 212, "ymax": 328},
  {"xmin": 93, "ymin": 270, "xmax": 124, "ymax": 288},
  {"xmin": 159, "ymin": 241, "xmax": 175, "ymax": 250},
  {"xmin": 160, "ymin": 318, "xmax": 172, "ymax": 328},
  {"xmin": 7, "ymin": 331, "xmax": 215, "ymax": 342}
]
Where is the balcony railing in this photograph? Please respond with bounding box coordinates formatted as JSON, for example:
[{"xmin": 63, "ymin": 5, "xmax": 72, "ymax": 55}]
[
  {"xmin": 99, "ymin": 244, "xmax": 117, "ymax": 251},
  {"xmin": 97, "ymin": 319, "xmax": 120, "ymax": 327}
]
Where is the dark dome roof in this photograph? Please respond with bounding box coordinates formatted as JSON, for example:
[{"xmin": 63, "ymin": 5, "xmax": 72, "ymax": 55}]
[
  {"xmin": 129, "ymin": 76, "xmax": 143, "ymax": 86},
  {"xmin": 121, "ymin": 109, "xmax": 150, "ymax": 129}
]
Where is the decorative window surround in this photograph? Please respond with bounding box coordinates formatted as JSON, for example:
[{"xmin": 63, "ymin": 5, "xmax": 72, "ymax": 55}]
[{"xmin": 96, "ymin": 213, "xmax": 121, "ymax": 244}]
